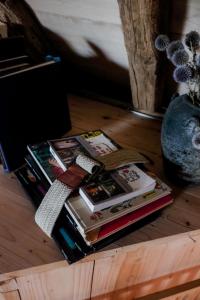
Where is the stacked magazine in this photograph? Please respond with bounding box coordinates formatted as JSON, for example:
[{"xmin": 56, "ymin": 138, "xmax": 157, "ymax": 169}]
[{"xmin": 15, "ymin": 130, "xmax": 173, "ymax": 263}]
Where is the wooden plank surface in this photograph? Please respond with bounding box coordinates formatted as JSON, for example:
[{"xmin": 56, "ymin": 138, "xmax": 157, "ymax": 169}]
[
  {"xmin": 0, "ymin": 95, "xmax": 200, "ymax": 275},
  {"xmin": 1, "ymin": 230, "xmax": 200, "ymax": 299},
  {"xmin": 16, "ymin": 261, "xmax": 94, "ymax": 300}
]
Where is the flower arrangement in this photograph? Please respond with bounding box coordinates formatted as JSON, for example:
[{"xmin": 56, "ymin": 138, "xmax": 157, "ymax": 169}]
[{"xmin": 155, "ymin": 31, "xmax": 200, "ymax": 105}]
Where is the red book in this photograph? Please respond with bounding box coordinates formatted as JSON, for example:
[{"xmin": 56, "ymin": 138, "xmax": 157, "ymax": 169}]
[{"xmin": 86, "ymin": 194, "xmax": 173, "ymax": 244}]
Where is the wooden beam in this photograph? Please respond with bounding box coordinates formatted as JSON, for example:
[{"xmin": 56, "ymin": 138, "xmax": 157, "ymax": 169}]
[{"xmin": 117, "ymin": 0, "xmax": 169, "ymax": 113}]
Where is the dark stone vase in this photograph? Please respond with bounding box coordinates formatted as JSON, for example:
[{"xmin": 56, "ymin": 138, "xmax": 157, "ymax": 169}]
[{"xmin": 161, "ymin": 94, "xmax": 200, "ymax": 183}]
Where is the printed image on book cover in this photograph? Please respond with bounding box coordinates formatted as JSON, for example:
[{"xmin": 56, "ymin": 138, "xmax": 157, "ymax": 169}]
[{"xmin": 79, "ymin": 164, "xmax": 156, "ymax": 212}]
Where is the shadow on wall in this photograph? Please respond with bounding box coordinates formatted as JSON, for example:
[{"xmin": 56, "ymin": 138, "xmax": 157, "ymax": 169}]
[
  {"xmin": 0, "ymin": 0, "xmax": 132, "ymax": 108},
  {"xmin": 44, "ymin": 27, "xmax": 133, "ymax": 109}
]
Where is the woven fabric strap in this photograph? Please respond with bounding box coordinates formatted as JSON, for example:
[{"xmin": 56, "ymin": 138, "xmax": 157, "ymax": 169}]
[{"xmin": 35, "ymin": 154, "xmax": 100, "ymax": 237}]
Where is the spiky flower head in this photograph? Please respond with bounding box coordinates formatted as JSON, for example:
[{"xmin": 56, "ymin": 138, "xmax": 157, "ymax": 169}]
[
  {"xmin": 173, "ymin": 65, "xmax": 193, "ymax": 82},
  {"xmin": 155, "ymin": 34, "xmax": 170, "ymax": 51},
  {"xmin": 166, "ymin": 40, "xmax": 184, "ymax": 59},
  {"xmin": 172, "ymin": 49, "xmax": 189, "ymax": 66},
  {"xmin": 185, "ymin": 31, "xmax": 200, "ymax": 49}
]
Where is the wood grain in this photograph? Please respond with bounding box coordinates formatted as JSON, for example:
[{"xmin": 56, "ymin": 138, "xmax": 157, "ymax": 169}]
[
  {"xmin": 117, "ymin": 0, "xmax": 169, "ymax": 113},
  {"xmin": 1, "ymin": 230, "xmax": 200, "ymax": 299},
  {"xmin": 163, "ymin": 286, "xmax": 200, "ymax": 300},
  {"xmin": 16, "ymin": 261, "xmax": 94, "ymax": 300},
  {"xmin": 0, "ymin": 95, "xmax": 200, "ymax": 276},
  {"xmin": 0, "ymin": 291, "xmax": 20, "ymax": 300}
]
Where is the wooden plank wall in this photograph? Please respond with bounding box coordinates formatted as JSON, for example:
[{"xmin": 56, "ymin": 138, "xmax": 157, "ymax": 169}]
[{"xmin": 25, "ymin": 0, "xmax": 200, "ymax": 109}]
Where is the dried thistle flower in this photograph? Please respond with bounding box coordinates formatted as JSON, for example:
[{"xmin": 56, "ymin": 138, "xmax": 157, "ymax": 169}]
[
  {"xmin": 172, "ymin": 50, "xmax": 189, "ymax": 66},
  {"xmin": 155, "ymin": 31, "xmax": 200, "ymax": 105},
  {"xmin": 185, "ymin": 31, "xmax": 200, "ymax": 49},
  {"xmin": 166, "ymin": 40, "xmax": 184, "ymax": 59},
  {"xmin": 173, "ymin": 65, "xmax": 193, "ymax": 83},
  {"xmin": 155, "ymin": 35, "xmax": 170, "ymax": 51}
]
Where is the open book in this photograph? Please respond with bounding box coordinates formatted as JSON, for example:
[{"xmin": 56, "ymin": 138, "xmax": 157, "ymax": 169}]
[
  {"xmin": 48, "ymin": 130, "xmax": 147, "ymax": 172},
  {"xmin": 79, "ymin": 164, "xmax": 156, "ymax": 212}
]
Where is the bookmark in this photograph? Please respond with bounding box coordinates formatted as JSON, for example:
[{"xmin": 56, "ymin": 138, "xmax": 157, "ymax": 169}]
[{"xmin": 35, "ymin": 154, "xmax": 101, "ymax": 237}]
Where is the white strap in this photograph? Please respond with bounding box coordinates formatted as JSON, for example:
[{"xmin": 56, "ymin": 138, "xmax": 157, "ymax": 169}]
[
  {"xmin": 76, "ymin": 154, "xmax": 100, "ymax": 174},
  {"xmin": 35, "ymin": 154, "xmax": 100, "ymax": 237},
  {"xmin": 35, "ymin": 180, "xmax": 72, "ymax": 237}
]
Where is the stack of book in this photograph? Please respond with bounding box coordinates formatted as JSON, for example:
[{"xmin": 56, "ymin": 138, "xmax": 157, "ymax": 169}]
[{"xmin": 15, "ymin": 130, "xmax": 173, "ymax": 263}]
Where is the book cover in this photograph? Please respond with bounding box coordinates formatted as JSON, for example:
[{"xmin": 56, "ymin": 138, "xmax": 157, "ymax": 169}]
[
  {"xmin": 27, "ymin": 142, "xmax": 64, "ymax": 184},
  {"xmin": 65, "ymin": 177, "xmax": 171, "ymax": 234},
  {"xmin": 25, "ymin": 154, "xmax": 51, "ymax": 190},
  {"xmin": 84, "ymin": 194, "xmax": 173, "ymax": 245},
  {"xmin": 48, "ymin": 136, "xmax": 87, "ymax": 171},
  {"xmin": 79, "ymin": 130, "xmax": 119, "ymax": 157},
  {"xmin": 79, "ymin": 164, "xmax": 156, "ymax": 212}
]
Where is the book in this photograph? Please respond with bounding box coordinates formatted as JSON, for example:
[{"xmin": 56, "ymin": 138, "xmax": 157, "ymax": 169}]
[
  {"xmin": 48, "ymin": 129, "xmax": 148, "ymax": 172},
  {"xmin": 21, "ymin": 129, "xmax": 173, "ymax": 263},
  {"xmin": 27, "ymin": 142, "xmax": 64, "ymax": 184},
  {"xmin": 15, "ymin": 162, "xmax": 165, "ymax": 263},
  {"xmin": 79, "ymin": 130, "xmax": 119, "ymax": 157},
  {"xmin": 48, "ymin": 136, "xmax": 88, "ymax": 171},
  {"xmin": 65, "ymin": 176, "xmax": 171, "ymax": 235},
  {"xmin": 79, "ymin": 164, "xmax": 156, "ymax": 212},
  {"xmin": 83, "ymin": 194, "xmax": 173, "ymax": 245}
]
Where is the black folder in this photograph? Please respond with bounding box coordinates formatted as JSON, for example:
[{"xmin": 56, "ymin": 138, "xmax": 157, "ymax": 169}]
[{"xmin": 0, "ymin": 60, "xmax": 71, "ymax": 171}]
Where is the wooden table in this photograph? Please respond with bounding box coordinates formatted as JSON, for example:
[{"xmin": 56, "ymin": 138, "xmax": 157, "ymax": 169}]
[
  {"xmin": 0, "ymin": 97, "xmax": 200, "ymax": 273},
  {"xmin": 1, "ymin": 95, "xmax": 200, "ymax": 299}
]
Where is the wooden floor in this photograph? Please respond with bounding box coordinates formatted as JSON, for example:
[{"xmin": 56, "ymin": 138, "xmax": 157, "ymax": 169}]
[{"xmin": 1, "ymin": 95, "xmax": 200, "ymax": 274}]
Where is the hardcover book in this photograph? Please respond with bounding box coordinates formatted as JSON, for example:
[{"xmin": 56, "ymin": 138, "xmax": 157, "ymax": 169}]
[
  {"xmin": 65, "ymin": 176, "xmax": 171, "ymax": 235},
  {"xmin": 79, "ymin": 164, "xmax": 156, "ymax": 212},
  {"xmin": 83, "ymin": 194, "xmax": 173, "ymax": 245}
]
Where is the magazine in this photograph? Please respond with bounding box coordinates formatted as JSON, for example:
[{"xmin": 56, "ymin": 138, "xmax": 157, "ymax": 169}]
[
  {"xmin": 48, "ymin": 129, "xmax": 149, "ymax": 173},
  {"xmin": 48, "ymin": 136, "xmax": 87, "ymax": 171},
  {"xmin": 79, "ymin": 164, "xmax": 156, "ymax": 212},
  {"xmin": 65, "ymin": 176, "xmax": 171, "ymax": 234},
  {"xmin": 27, "ymin": 142, "xmax": 64, "ymax": 184},
  {"xmin": 48, "ymin": 130, "xmax": 121, "ymax": 171},
  {"xmin": 79, "ymin": 130, "xmax": 119, "ymax": 157}
]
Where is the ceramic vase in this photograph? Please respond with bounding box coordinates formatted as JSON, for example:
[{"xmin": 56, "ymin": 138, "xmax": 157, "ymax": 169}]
[{"xmin": 161, "ymin": 94, "xmax": 200, "ymax": 183}]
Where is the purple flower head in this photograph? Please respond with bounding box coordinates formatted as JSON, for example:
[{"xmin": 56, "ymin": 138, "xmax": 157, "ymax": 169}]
[
  {"xmin": 172, "ymin": 49, "xmax": 189, "ymax": 66},
  {"xmin": 166, "ymin": 40, "xmax": 184, "ymax": 59},
  {"xmin": 173, "ymin": 66, "xmax": 193, "ymax": 82},
  {"xmin": 185, "ymin": 31, "xmax": 200, "ymax": 49},
  {"xmin": 155, "ymin": 35, "xmax": 170, "ymax": 51}
]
